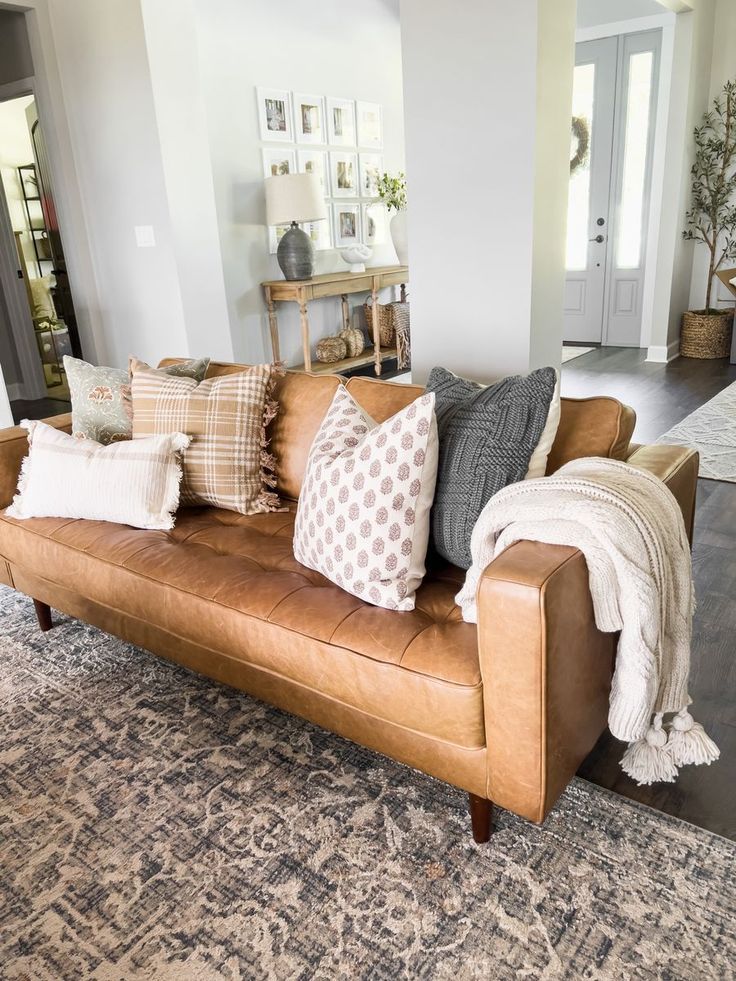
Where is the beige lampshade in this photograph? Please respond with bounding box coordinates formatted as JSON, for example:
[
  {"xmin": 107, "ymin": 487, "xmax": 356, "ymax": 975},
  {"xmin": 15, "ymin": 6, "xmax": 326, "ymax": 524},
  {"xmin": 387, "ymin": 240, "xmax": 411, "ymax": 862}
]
[{"xmin": 265, "ymin": 173, "xmax": 326, "ymax": 226}]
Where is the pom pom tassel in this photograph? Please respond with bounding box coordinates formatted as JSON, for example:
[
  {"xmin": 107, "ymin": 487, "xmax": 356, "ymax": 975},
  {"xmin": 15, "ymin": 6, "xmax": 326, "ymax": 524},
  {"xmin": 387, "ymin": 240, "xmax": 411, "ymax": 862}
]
[
  {"xmin": 620, "ymin": 714, "xmax": 679, "ymax": 786},
  {"xmin": 666, "ymin": 709, "xmax": 720, "ymax": 767}
]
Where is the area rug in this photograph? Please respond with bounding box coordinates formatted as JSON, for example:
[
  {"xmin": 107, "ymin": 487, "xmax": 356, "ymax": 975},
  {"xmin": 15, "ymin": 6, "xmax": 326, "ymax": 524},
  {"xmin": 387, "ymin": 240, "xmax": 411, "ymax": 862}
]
[
  {"xmin": 562, "ymin": 345, "xmax": 595, "ymax": 363},
  {"xmin": 1, "ymin": 587, "xmax": 734, "ymax": 980},
  {"xmin": 657, "ymin": 379, "xmax": 736, "ymax": 481}
]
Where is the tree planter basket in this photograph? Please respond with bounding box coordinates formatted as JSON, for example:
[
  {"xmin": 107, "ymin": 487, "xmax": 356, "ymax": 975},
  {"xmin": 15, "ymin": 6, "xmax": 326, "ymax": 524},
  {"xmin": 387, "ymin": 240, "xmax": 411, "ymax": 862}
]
[{"xmin": 680, "ymin": 310, "xmax": 733, "ymax": 359}]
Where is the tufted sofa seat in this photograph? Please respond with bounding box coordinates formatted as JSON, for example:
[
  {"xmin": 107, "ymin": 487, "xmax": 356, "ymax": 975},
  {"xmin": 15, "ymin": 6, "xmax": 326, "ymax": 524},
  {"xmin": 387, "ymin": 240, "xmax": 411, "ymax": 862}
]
[{"xmin": 0, "ymin": 362, "xmax": 699, "ymax": 841}]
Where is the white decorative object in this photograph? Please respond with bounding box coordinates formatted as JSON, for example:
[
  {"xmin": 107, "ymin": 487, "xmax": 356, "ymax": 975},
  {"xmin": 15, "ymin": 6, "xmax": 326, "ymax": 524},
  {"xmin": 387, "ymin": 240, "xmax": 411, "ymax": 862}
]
[
  {"xmin": 390, "ymin": 209, "xmax": 409, "ymax": 265},
  {"xmin": 293, "ymin": 92, "xmax": 326, "ymax": 144},
  {"xmin": 329, "ymin": 151, "xmax": 359, "ymax": 197},
  {"xmin": 326, "ymin": 97, "xmax": 356, "ymax": 146},
  {"xmin": 293, "ymin": 386, "xmax": 439, "ymax": 611},
  {"xmin": 8, "ymin": 420, "xmax": 190, "ymax": 531},
  {"xmin": 457, "ymin": 457, "xmax": 720, "ymax": 785},
  {"xmin": 256, "ymin": 87, "xmax": 293, "ymax": 143},
  {"xmin": 340, "ymin": 244, "xmax": 372, "ymax": 273},
  {"xmin": 356, "ymin": 101, "xmax": 383, "ymax": 149},
  {"xmin": 333, "ymin": 203, "xmax": 361, "ymax": 247}
]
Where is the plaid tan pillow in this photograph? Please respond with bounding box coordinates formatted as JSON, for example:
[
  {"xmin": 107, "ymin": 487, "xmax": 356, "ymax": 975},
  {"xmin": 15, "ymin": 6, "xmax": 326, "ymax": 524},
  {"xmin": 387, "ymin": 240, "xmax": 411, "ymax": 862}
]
[{"xmin": 130, "ymin": 359, "xmax": 282, "ymax": 515}]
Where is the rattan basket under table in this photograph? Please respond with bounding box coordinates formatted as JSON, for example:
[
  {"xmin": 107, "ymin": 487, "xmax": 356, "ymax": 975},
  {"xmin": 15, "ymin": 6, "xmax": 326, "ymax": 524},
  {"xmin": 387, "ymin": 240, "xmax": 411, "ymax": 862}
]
[{"xmin": 680, "ymin": 310, "xmax": 733, "ymax": 359}]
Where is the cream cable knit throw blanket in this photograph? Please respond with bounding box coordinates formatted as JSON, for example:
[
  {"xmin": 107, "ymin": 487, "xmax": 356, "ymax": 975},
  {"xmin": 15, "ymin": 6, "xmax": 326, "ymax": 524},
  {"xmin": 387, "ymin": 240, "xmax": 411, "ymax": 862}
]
[{"xmin": 456, "ymin": 457, "xmax": 719, "ymax": 786}]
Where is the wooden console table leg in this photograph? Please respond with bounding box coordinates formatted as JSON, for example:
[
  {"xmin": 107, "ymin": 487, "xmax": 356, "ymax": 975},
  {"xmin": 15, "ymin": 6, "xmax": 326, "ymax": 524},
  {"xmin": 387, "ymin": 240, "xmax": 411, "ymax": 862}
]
[
  {"xmin": 299, "ymin": 298, "xmax": 312, "ymax": 372},
  {"xmin": 264, "ymin": 286, "xmax": 281, "ymax": 363},
  {"xmin": 341, "ymin": 294, "xmax": 350, "ymax": 332},
  {"xmin": 371, "ymin": 284, "xmax": 381, "ymax": 376},
  {"xmin": 400, "ymin": 283, "xmax": 407, "ymax": 303}
]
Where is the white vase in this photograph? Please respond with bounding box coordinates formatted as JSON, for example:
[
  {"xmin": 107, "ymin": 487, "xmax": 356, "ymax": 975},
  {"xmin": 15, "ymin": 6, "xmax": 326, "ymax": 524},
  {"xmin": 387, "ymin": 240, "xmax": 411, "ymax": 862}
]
[{"xmin": 390, "ymin": 209, "xmax": 409, "ymax": 265}]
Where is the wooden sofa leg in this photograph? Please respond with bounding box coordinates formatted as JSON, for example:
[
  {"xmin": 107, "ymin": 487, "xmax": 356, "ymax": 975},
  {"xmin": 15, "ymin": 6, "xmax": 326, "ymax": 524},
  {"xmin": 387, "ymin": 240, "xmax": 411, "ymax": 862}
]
[
  {"xmin": 33, "ymin": 599, "xmax": 53, "ymax": 632},
  {"xmin": 469, "ymin": 793, "xmax": 493, "ymax": 843}
]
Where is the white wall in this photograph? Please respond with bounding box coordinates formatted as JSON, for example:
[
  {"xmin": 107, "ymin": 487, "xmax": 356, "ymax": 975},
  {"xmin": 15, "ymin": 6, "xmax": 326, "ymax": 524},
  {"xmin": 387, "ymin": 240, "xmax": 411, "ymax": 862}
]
[
  {"xmin": 193, "ymin": 0, "xmax": 405, "ymax": 366},
  {"xmin": 0, "ymin": 9, "xmax": 33, "ymax": 87},
  {"xmin": 401, "ymin": 0, "xmax": 574, "ymax": 382},
  {"xmin": 577, "ymin": 0, "xmax": 667, "ymax": 29}
]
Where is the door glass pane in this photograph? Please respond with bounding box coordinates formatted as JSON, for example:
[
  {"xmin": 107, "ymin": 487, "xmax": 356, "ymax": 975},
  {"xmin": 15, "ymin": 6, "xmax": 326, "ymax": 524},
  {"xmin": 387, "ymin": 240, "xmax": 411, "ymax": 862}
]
[
  {"xmin": 566, "ymin": 63, "xmax": 595, "ymax": 271},
  {"xmin": 617, "ymin": 51, "xmax": 653, "ymax": 269}
]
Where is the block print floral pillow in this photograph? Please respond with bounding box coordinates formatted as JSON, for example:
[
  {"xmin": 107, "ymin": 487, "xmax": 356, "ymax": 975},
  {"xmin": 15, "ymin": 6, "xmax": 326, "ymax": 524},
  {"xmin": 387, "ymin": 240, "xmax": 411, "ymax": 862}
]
[{"xmin": 293, "ymin": 386, "xmax": 439, "ymax": 611}]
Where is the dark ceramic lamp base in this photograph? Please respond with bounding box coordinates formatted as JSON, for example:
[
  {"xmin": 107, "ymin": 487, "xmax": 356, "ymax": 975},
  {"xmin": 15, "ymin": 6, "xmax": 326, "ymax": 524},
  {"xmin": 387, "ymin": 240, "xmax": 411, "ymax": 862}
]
[{"xmin": 277, "ymin": 222, "xmax": 315, "ymax": 281}]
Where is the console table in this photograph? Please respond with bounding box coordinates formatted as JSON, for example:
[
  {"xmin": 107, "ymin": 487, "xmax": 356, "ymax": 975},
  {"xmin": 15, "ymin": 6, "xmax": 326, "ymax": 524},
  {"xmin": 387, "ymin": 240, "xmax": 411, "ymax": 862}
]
[{"xmin": 262, "ymin": 265, "xmax": 408, "ymax": 375}]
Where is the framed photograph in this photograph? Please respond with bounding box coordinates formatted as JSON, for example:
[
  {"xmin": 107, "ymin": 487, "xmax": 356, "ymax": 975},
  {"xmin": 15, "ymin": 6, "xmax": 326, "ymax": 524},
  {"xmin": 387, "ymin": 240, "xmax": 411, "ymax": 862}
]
[
  {"xmin": 304, "ymin": 218, "xmax": 332, "ymax": 252},
  {"xmin": 326, "ymin": 97, "xmax": 356, "ymax": 146},
  {"xmin": 359, "ymin": 153, "xmax": 383, "ymax": 198},
  {"xmin": 333, "ymin": 203, "xmax": 361, "ymax": 248},
  {"xmin": 262, "ymin": 148, "xmax": 296, "ymax": 179},
  {"xmin": 363, "ymin": 203, "xmax": 388, "ymax": 245},
  {"xmin": 356, "ymin": 101, "xmax": 383, "ymax": 149},
  {"xmin": 330, "ymin": 151, "xmax": 359, "ymax": 197},
  {"xmin": 257, "ymin": 87, "xmax": 293, "ymax": 142},
  {"xmin": 268, "ymin": 222, "xmax": 291, "ymax": 254},
  {"xmin": 297, "ymin": 149, "xmax": 329, "ymax": 196},
  {"xmin": 293, "ymin": 93, "xmax": 326, "ymax": 145}
]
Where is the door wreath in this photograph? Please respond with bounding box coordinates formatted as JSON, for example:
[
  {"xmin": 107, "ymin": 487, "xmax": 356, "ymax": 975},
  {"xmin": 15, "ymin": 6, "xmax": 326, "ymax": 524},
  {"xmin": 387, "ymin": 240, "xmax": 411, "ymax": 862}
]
[{"xmin": 570, "ymin": 116, "xmax": 590, "ymax": 175}]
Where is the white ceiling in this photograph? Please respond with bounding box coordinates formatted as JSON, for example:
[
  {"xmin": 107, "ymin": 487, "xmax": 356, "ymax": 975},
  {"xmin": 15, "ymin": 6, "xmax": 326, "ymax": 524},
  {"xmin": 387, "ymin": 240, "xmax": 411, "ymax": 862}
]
[{"xmin": 576, "ymin": 0, "xmax": 667, "ymax": 29}]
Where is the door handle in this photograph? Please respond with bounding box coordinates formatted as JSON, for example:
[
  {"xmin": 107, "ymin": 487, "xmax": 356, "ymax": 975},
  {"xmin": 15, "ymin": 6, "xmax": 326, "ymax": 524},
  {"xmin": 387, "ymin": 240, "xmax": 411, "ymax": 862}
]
[{"xmin": 589, "ymin": 234, "xmax": 605, "ymax": 243}]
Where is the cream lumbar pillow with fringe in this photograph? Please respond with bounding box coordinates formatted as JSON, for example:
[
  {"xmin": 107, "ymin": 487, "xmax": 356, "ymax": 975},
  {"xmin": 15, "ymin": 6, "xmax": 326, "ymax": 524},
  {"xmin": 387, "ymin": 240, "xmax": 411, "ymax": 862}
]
[
  {"xmin": 7, "ymin": 420, "xmax": 190, "ymax": 531},
  {"xmin": 129, "ymin": 358, "xmax": 283, "ymax": 515}
]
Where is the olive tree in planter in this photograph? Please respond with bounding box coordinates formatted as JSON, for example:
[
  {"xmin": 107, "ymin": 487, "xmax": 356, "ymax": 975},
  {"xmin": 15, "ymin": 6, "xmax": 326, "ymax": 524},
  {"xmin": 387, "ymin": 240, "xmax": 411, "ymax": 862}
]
[{"xmin": 682, "ymin": 79, "xmax": 736, "ymax": 358}]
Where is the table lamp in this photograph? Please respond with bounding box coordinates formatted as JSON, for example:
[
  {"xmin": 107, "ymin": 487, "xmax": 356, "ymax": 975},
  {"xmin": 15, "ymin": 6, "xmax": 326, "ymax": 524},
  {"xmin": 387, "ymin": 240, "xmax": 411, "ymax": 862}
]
[{"xmin": 265, "ymin": 173, "xmax": 327, "ymax": 281}]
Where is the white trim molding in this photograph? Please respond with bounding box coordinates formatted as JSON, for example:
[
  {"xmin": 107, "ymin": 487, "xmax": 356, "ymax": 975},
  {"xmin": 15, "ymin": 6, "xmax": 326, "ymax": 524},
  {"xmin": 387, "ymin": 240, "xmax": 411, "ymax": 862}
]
[
  {"xmin": 646, "ymin": 339, "xmax": 680, "ymax": 362},
  {"xmin": 576, "ymin": 14, "xmax": 675, "ymax": 43}
]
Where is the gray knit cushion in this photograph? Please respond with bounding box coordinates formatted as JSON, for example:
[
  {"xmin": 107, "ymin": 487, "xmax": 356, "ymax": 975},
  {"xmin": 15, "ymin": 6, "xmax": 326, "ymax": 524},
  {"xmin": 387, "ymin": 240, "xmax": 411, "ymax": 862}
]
[{"xmin": 426, "ymin": 366, "xmax": 557, "ymax": 569}]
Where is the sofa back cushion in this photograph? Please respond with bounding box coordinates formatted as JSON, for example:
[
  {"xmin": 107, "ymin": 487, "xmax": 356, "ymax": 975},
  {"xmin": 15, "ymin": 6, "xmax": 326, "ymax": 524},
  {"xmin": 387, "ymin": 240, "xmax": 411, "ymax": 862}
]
[{"xmin": 546, "ymin": 396, "xmax": 636, "ymax": 472}]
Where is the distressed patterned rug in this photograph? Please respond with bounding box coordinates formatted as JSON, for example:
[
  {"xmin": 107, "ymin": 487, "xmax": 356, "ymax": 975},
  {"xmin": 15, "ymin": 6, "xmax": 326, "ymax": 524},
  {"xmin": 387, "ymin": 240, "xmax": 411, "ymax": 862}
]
[
  {"xmin": 1, "ymin": 586, "xmax": 734, "ymax": 980},
  {"xmin": 658, "ymin": 379, "xmax": 736, "ymax": 481}
]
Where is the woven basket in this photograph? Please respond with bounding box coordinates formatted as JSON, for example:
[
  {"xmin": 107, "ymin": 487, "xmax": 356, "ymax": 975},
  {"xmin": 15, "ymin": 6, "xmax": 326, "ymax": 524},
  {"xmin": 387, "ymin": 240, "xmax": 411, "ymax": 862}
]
[
  {"xmin": 680, "ymin": 310, "xmax": 733, "ymax": 359},
  {"xmin": 363, "ymin": 297, "xmax": 395, "ymax": 346},
  {"xmin": 315, "ymin": 335, "xmax": 347, "ymax": 364}
]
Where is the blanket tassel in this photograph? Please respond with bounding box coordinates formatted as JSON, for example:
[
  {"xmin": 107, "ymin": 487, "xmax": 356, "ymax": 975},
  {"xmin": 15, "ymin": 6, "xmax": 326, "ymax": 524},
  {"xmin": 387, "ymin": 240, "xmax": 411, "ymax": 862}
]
[
  {"xmin": 666, "ymin": 709, "xmax": 720, "ymax": 767},
  {"xmin": 620, "ymin": 714, "xmax": 678, "ymax": 786}
]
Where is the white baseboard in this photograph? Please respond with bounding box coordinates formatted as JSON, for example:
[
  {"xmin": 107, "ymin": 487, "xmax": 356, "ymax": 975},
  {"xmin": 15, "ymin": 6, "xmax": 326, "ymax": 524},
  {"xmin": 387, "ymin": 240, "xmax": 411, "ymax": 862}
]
[{"xmin": 645, "ymin": 340, "xmax": 679, "ymax": 363}]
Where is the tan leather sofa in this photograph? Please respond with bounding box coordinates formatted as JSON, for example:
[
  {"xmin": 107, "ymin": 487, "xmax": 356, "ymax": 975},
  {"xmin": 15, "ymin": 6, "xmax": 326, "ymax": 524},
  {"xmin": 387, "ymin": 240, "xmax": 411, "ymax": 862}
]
[{"xmin": 0, "ymin": 362, "xmax": 698, "ymax": 842}]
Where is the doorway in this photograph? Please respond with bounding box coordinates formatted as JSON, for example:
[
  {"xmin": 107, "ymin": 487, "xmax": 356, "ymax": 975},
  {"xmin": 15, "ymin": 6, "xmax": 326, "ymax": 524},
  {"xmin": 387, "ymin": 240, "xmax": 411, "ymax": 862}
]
[
  {"xmin": 564, "ymin": 30, "xmax": 661, "ymax": 346},
  {"xmin": 0, "ymin": 90, "xmax": 81, "ymax": 420}
]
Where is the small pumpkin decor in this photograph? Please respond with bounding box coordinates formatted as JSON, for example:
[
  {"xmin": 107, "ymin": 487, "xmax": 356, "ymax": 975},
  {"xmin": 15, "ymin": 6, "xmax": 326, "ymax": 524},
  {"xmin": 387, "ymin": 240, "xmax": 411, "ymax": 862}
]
[
  {"xmin": 315, "ymin": 335, "xmax": 347, "ymax": 364},
  {"xmin": 339, "ymin": 326, "xmax": 365, "ymax": 358}
]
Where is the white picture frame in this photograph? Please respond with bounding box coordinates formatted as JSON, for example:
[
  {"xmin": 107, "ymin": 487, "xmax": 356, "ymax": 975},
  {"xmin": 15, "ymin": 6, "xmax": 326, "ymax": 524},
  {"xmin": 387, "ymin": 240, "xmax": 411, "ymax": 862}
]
[
  {"xmin": 257, "ymin": 87, "xmax": 293, "ymax": 142},
  {"xmin": 330, "ymin": 151, "xmax": 359, "ymax": 198},
  {"xmin": 293, "ymin": 92, "xmax": 326, "ymax": 145},
  {"xmin": 356, "ymin": 101, "xmax": 383, "ymax": 149},
  {"xmin": 268, "ymin": 222, "xmax": 291, "ymax": 254},
  {"xmin": 304, "ymin": 218, "xmax": 332, "ymax": 252},
  {"xmin": 326, "ymin": 97, "xmax": 356, "ymax": 146},
  {"xmin": 363, "ymin": 203, "xmax": 388, "ymax": 245},
  {"xmin": 297, "ymin": 149, "xmax": 329, "ymax": 196},
  {"xmin": 262, "ymin": 147, "xmax": 296, "ymax": 179},
  {"xmin": 333, "ymin": 203, "xmax": 361, "ymax": 248},
  {"xmin": 359, "ymin": 153, "xmax": 383, "ymax": 198}
]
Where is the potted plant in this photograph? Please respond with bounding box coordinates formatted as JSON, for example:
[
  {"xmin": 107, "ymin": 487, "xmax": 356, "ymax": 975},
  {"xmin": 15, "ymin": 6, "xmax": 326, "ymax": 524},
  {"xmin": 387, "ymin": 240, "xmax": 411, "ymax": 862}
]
[
  {"xmin": 682, "ymin": 79, "xmax": 736, "ymax": 358},
  {"xmin": 377, "ymin": 171, "xmax": 408, "ymax": 265}
]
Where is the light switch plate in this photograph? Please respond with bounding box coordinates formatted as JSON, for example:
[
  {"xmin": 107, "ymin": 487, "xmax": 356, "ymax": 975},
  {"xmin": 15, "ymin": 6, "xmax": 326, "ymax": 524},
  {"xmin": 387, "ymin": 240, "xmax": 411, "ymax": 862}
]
[{"xmin": 134, "ymin": 225, "xmax": 156, "ymax": 248}]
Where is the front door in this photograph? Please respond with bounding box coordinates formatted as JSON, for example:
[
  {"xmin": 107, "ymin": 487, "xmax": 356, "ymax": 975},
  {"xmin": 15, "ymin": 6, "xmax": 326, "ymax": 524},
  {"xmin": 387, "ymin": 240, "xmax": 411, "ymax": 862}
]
[{"xmin": 564, "ymin": 31, "xmax": 661, "ymax": 346}]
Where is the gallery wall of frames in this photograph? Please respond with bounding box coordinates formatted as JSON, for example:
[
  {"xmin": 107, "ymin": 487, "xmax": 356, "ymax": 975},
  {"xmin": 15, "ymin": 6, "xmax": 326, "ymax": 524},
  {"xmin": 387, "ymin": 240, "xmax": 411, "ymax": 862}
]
[{"xmin": 257, "ymin": 87, "xmax": 388, "ymax": 255}]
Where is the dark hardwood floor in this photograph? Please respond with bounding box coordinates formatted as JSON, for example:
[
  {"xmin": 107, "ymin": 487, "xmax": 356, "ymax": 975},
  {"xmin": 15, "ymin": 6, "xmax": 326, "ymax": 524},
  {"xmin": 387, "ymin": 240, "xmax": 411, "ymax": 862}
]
[
  {"xmin": 10, "ymin": 397, "xmax": 71, "ymax": 426},
  {"xmin": 564, "ymin": 346, "xmax": 736, "ymax": 839}
]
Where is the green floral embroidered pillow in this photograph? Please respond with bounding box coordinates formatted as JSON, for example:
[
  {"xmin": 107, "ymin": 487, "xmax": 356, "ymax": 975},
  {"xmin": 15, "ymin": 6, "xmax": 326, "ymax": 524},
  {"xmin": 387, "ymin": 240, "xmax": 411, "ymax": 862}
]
[{"xmin": 64, "ymin": 355, "xmax": 210, "ymax": 445}]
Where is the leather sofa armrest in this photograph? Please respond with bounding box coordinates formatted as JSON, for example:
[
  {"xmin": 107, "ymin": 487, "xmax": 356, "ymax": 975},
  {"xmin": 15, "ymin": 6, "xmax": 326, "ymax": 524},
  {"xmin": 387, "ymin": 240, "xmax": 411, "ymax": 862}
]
[
  {"xmin": 0, "ymin": 414, "xmax": 72, "ymax": 509},
  {"xmin": 476, "ymin": 540, "xmax": 615, "ymax": 823},
  {"xmin": 625, "ymin": 443, "xmax": 698, "ymax": 544}
]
